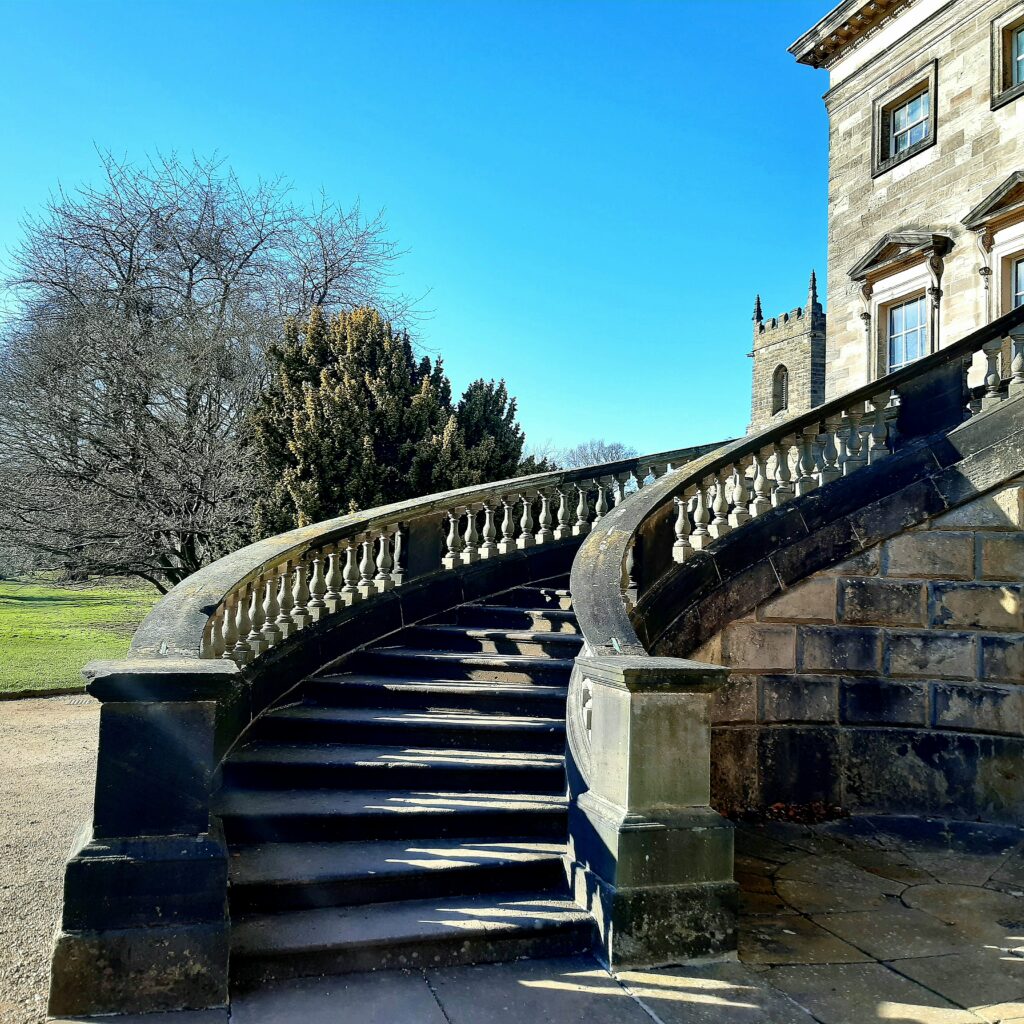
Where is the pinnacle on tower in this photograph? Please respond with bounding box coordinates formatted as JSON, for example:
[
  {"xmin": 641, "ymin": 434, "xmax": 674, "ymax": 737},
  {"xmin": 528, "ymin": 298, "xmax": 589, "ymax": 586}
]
[
  {"xmin": 753, "ymin": 294, "xmax": 763, "ymax": 323},
  {"xmin": 808, "ymin": 270, "xmax": 820, "ymax": 311}
]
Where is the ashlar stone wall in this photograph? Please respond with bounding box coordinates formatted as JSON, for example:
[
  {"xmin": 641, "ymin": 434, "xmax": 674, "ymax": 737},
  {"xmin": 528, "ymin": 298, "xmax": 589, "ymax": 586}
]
[{"xmin": 695, "ymin": 481, "xmax": 1024, "ymax": 823}]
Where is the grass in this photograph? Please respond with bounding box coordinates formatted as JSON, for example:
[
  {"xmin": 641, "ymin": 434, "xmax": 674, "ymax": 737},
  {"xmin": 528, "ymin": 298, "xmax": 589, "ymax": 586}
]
[{"xmin": 0, "ymin": 578, "xmax": 161, "ymax": 696}]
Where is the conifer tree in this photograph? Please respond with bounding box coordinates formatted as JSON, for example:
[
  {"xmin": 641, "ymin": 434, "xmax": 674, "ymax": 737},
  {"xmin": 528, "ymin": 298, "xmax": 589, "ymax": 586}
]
[{"xmin": 252, "ymin": 308, "xmax": 537, "ymax": 531}]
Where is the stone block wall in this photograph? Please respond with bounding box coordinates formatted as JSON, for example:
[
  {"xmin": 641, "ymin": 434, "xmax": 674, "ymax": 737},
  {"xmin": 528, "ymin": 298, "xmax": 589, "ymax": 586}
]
[{"xmin": 695, "ymin": 481, "xmax": 1024, "ymax": 823}]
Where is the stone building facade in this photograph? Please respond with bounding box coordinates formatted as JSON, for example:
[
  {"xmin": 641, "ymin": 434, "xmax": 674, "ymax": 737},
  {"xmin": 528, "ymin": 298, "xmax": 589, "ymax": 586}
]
[
  {"xmin": 748, "ymin": 273, "xmax": 827, "ymax": 431},
  {"xmin": 753, "ymin": 0, "xmax": 1024, "ymax": 408}
]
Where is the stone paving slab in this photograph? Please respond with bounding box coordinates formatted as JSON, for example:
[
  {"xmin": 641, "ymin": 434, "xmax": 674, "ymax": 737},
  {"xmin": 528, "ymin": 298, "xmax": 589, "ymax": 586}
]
[
  {"xmin": 765, "ymin": 962, "xmax": 984, "ymax": 1024},
  {"xmin": 425, "ymin": 956, "xmax": 652, "ymax": 1023},
  {"xmin": 813, "ymin": 904, "xmax": 978, "ymax": 959},
  {"xmin": 887, "ymin": 948, "xmax": 1024, "ymax": 1016},
  {"xmin": 739, "ymin": 913, "xmax": 871, "ymax": 965}
]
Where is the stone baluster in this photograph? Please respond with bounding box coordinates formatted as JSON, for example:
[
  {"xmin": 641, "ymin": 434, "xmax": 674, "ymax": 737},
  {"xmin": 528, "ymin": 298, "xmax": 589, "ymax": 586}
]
[
  {"xmin": 690, "ymin": 480, "xmax": 711, "ymax": 550},
  {"xmin": 625, "ymin": 538, "xmax": 639, "ymax": 595},
  {"xmin": 672, "ymin": 489, "xmax": 693, "ymax": 563},
  {"xmin": 358, "ymin": 536, "xmax": 377, "ymax": 598},
  {"xmin": 818, "ymin": 416, "xmax": 842, "ymax": 485},
  {"xmin": 964, "ymin": 356, "xmax": 982, "ymax": 419},
  {"xmin": 867, "ymin": 393, "xmax": 891, "ymax": 462},
  {"xmin": 708, "ymin": 469, "xmax": 731, "ymax": 539},
  {"xmin": 275, "ymin": 567, "xmax": 295, "ymax": 640},
  {"xmin": 208, "ymin": 609, "xmax": 226, "ymax": 659},
  {"xmin": 795, "ymin": 427, "xmax": 818, "ymax": 497},
  {"xmin": 443, "ymin": 509, "xmax": 465, "ymax": 569},
  {"xmin": 517, "ymin": 494, "xmax": 536, "ymax": 549},
  {"xmin": 498, "ymin": 497, "xmax": 517, "ymax": 555},
  {"xmin": 307, "ymin": 557, "xmax": 327, "ymax": 622},
  {"xmin": 554, "ymin": 488, "xmax": 573, "ymax": 540},
  {"xmin": 535, "ymin": 490, "xmax": 554, "ymax": 544},
  {"xmin": 982, "ymin": 338, "xmax": 1004, "ymax": 409},
  {"xmin": 613, "ymin": 474, "xmax": 629, "ymax": 505},
  {"xmin": 392, "ymin": 526, "xmax": 406, "ymax": 585},
  {"xmin": 728, "ymin": 461, "xmax": 751, "ymax": 528},
  {"xmin": 324, "ymin": 549, "xmax": 344, "ymax": 612},
  {"xmin": 751, "ymin": 450, "xmax": 772, "ymax": 517},
  {"xmin": 479, "ymin": 503, "xmax": 498, "ymax": 558},
  {"xmin": 460, "ymin": 509, "xmax": 480, "ymax": 565},
  {"xmin": 1011, "ymin": 325, "xmax": 1024, "ymax": 399},
  {"xmin": 772, "ymin": 439, "xmax": 795, "ymax": 506},
  {"xmin": 573, "ymin": 483, "xmax": 592, "ymax": 536},
  {"xmin": 291, "ymin": 563, "xmax": 312, "ymax": 629},
  {"xmin": 843, "ymin": 409, "xmax": 866, "ymax": 474},
  {"xmin": 247, "ymin": 576, "xmax": 268, "ymax": 655},
  {"xmin": 261, "ymin": 577, "xmax": 282, "ymax": 647},
  {"xmin": 374, "ymin": 530, "xmax": 395, "ymax": 591},
  {"xmin": 341, "ymin": 541, "xmax": 361, "ymax": 605},
  {"xmin": 230, "ymin": 585, "xmax": 252, "ymax": 664},
  {"xmin": 592, "ymin": 481, "xmax": 609, "ymax": 524},
  {"xmin": 220, "ymin": 595, "xmax": 238, "ymax": 661}
]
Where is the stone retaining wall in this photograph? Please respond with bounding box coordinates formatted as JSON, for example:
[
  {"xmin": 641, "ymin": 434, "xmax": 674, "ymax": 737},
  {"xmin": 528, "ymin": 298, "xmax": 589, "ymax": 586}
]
[{"xmin": 695, "ymin": 481, "xmax": 1024, "ymax": 823}]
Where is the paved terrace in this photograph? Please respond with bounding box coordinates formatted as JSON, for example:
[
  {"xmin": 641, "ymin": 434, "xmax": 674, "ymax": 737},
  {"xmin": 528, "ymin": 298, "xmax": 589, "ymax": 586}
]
[{"xmin": 5, "ymin": 696, "xmax": 1023, "ymax": 1024}]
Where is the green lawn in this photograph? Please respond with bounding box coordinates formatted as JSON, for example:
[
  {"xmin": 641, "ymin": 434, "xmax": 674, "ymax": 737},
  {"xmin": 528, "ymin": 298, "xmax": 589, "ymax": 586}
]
[{"xmin": 0, "ymin": 579, "xmax": 161, "ymax": 696}]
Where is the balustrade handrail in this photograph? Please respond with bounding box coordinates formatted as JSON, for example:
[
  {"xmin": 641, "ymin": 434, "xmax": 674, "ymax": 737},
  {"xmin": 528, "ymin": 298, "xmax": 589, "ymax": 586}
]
[
  {"xmin": 127, "ymin": 438, "xmax": 730, "ymax": 663},
  {"xmin": 571, "ymin": 302, "xmax": 1024, "ymax": 657}
]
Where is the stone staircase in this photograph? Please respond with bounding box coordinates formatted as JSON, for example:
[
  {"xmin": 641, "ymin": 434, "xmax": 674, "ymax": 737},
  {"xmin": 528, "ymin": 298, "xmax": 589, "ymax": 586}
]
[{"xmin": 216, "ymin": 576, "xmax": 594, "ymax": 987}]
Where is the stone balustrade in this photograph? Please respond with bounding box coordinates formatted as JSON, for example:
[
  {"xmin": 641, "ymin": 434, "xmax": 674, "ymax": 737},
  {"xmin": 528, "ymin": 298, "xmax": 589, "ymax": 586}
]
[{"xmin": 193, "ymin": 445, "xmax": 724, "ymax": 665}]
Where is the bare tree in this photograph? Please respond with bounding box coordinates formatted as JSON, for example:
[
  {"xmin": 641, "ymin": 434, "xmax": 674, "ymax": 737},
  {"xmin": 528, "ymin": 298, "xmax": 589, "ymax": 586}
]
[
  {"xmin": 554, "ymin": 438, "xmax": 639, "ymax": 470},
  {"xmin": 0, "ymin": 151, "xmax": 403, "ymax": 591}
]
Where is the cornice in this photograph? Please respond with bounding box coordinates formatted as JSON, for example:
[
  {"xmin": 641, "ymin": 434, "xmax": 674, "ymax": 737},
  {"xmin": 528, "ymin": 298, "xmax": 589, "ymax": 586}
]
[{"xmin": 789, "ymin": 0, "xmax": 917, "ymax": 69}]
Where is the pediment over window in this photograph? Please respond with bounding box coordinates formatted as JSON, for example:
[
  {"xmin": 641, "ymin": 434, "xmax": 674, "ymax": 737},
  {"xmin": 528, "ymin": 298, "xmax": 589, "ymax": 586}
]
[
  {"xmin": 963, "ymin": 171, "xmax": 1024, "ymax": 239},
  {"xmin": 848, "ymin": 231, "xmax": 954, "ymax": 283}
]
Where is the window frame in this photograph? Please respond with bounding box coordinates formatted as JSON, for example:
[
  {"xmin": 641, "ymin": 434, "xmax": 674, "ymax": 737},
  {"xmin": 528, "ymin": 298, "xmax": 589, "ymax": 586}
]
[
  {"xmin": 885, "ymin": 293, "xmax": 929, "ymax": 372},
  {"xmin": 771, "ymin": 365, "xmax": 789, "ymax": 416},
  {"xmin": 991, "ymin": 7, "xmax": 1024, "ymax": 110},
  {"xmin": 1012, "ymin": 254, "xmax": 1024, "ymax": 310},
  {"xmin": 872, "ymin": 61, "xmax": 938, "ymax": 178}
]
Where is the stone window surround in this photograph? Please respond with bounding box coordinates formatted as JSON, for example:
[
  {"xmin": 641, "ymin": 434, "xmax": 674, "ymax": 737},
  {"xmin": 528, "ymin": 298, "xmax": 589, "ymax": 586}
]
[
  {"xmin": 868, "ymin": 264, "xmax": 932, "ymax": 379},
  {"xmin": 991, "ymin": 220, "xmax": 1024, "ymax": 316},
  {"xmin": 990, "ymin": 3, "xmax": 1024, "ymax": 111},
  {"xmin": 871, "ymin": 59, "xmax": 938, "ymax": 178},
  {"xmin": 771, "ymin": 365, "xmax": 789, "ymax": 415}
]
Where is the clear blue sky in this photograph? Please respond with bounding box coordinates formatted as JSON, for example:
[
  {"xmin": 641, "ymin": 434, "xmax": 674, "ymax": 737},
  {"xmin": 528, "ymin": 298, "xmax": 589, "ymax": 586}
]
[{"xmin": 0, "ymin": 0, "xmax": 829, "ymax": 455}]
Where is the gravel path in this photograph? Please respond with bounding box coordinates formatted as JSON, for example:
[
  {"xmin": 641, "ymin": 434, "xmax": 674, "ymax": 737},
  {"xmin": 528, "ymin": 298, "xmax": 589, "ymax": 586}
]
[{"xmin": 0, "ymin": 696, "xmax": 99, "ymax": 1024}]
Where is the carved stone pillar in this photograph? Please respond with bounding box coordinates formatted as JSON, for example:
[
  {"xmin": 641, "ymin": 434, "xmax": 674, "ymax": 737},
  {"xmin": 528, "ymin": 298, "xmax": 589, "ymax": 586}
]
[{"xmin": 565, "ymin": 656, "xmax": 736, "ymax": 969}]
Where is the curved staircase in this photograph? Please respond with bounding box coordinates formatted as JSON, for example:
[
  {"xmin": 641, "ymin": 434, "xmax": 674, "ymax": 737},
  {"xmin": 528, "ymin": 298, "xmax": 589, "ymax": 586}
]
[{"xmin": 217, "ymin": 576, "xmax": 595, "ymax": 986}]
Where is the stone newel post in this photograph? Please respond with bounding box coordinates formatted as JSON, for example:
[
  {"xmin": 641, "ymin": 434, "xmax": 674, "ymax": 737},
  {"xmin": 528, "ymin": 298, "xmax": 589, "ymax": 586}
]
[{"xmin": 566, "ymin": 655, "xmax": 737, "ymax": 969}]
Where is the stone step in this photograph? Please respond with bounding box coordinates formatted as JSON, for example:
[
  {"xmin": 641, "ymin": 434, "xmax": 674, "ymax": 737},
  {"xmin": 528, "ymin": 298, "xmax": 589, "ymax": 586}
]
[
  {"xmin": 486, "ymin": 586, "xmax": 573, "ymax": 611},
  {"xmin": 395, "ymin": 624, "xmax": 583, "ymax": 658},
  {"xmin": 228, "ymin": 837, "xmax": 566, "ymax": 914},
  {"xmin": 216, "ymin": 788, "xmax": 569, "ymax": 844},
  {"xmin": 347, "ymin": 648, "xmax": 575, "ymax": 684},
  {"xmin": 230, "ymin": 890, "xmax": 593, "ymax": 987},
  {"xmin": 443, "ymin": 605, "xmax": 580, "ymax": 633},
  {"xmin": 305, "ymin": 675, "xmax": 570, "ymax": 715},
  {"xmin": 254, "ymin": 705, "xmax": 566, "ymax": 752},
  {"xmin": 223, "ymin": 743, "xmax": 566, "ymax": 794}
]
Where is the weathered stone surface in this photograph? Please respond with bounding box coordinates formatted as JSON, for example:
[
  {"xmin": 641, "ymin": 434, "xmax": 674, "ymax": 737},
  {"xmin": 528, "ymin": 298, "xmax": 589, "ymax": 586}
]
[
  {"xmin": 761, "ymin": 676, "xmax": 837, "ymax": 723},
  {"xmin": 710, "ymin": 674, "xmax": 757, "ymax": 725},
  {"xmin": 798, "ymin": 626, "xmax": 880, "ymax": 674},
  {"xmin": 980, "ymin": 532, "xmax": 1024, "ymax": 581},
  {"xmin": 980, "ymin": 633, "xmax": 1024, "ymax": 682},
  {"xmin": 811, "ymin": 905, "xmax": 973, "ymax": 959},
  {"xmin": 840, "ymin": 678, "xmax": 928, "ymax": 726},
  {"xmin": 884, "ymin": 531, "xmax": 975, "ymax": 581},
  {"xmin": 933, "ymin": 682, "xmax": 1024, "ymax": 736},
  {"xmin": 886, "ymin": 631, "xmax": 976, "ymax": 679},
  {"xmin": 721, "ymin": 624, "xmax": 796, "ymax": 671},
  {"xmin": 818, "ymin": 546, "xmax": 879, "ymax": 577},
  {"xmin": 933, "ymin": 487, "xmax": 1024, "ymax": 532},
  {"xmin": 739, "ymin": 913, "xmax": 869, "ymax": 966},
  {"xmin": 887, "ymin": 948, "xmax": 1024, "ymax": 1017},
  {"xmin": 758, "ymin": 578, "xmax": 836, "ymax": 624},
  {"xmin": 930, "ymin": 582, "xmax": 1024, "ymax": 632},
  {"xmin": 765, "ymin": 962, "xmax": 980, "ymax": 1024},
  {"xmin": 838, "ymin": 578, "xmax": 925, "ymax": 626}
]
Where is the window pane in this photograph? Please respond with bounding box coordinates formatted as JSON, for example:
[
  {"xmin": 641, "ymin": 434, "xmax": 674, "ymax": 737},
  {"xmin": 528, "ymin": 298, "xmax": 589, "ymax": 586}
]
[
  {"xmin": 905, "ymin": 299, "xmax": 919, "ymax": 329},
  {"xmin": 890, "ymin": 305, "xmax": 903, "ymax": 334},
  {"xmin": 1015, "ymin": 257, "xmax": 1024, "ymax": 309},
  {"xmin": 893, "ymin": 105, "xmax": 907, "ymax": 131}
]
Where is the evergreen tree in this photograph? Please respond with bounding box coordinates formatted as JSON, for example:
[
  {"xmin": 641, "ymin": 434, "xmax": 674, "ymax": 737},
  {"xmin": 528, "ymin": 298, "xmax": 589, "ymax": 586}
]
[{"xmin": 252, "ymin": 309, "xmax": 537, "ymax": 531}]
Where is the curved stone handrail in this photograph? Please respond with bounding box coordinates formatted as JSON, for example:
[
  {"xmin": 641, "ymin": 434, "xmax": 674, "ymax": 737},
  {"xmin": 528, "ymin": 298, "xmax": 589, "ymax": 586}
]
[
  {"xmin": 572, "ymin": 303, "xmax": 1024, "ymax": 659},
  {"xmin": 129, "ymin": 439, "xmax": 728, "ymax": 663}
]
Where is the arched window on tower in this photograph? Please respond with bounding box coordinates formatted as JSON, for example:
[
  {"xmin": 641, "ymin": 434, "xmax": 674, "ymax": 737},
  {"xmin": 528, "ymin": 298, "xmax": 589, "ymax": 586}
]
[{"xmin": 772, "ymin": 365, "xmax": 789, "ymax": 415}]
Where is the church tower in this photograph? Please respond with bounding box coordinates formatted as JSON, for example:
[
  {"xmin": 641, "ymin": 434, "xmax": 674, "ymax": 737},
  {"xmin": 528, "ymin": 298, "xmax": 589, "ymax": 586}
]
[{"xmin": 748, "ymin": 271, "xmax": 826, "ymax": 432}]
